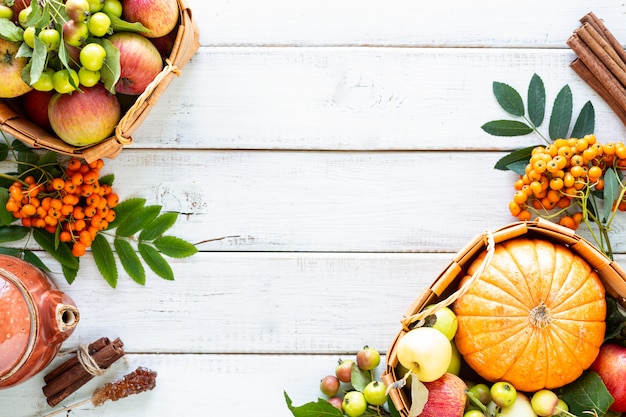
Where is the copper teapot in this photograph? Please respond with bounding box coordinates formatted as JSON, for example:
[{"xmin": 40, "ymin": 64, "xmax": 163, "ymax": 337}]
[{"xmin": 0, "ymin": 255, "xmax": 79, "ymax": 388}]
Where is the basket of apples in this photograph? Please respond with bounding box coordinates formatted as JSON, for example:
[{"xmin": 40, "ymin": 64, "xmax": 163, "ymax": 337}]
[
  {"xmin": 0, "ymin": 0, "xmax": 199, "ymax": 163},
  {"xmin": 381, "ymin": 218, "xmax": 626, "ymax": 417}
]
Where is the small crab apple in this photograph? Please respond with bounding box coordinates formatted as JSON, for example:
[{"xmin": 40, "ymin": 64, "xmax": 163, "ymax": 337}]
[
  {"xmin": 319, "ymin": 375, "xmax": 339, "ymax": 397},
  {"xmin": 531, "ymin": 389, "xmax": 559, "ymax": 416},
  {"xmin": 356, "ymin": 346, "xmax": 380, "ymax": 371},
  {"xmin": 335, "ymin": 359, "xmax": 353, "ymax": 383},
  {"xmin": 327, "ymin": 397, "xmax": 342, "ymax": 411},
  {"xmin": 342, "ymin": 391, "xmax": 367, "ymax": 417},
  {"xmin": 363, "ymin": 380, "xmax": 388, "ymax": 406},
  {"xmin": 395, "ymin": 327, "xmax": 452, "ymax": 382},
  {"xmin": 490, "ymin": 381, "xmax": 517, "ymax": 408},
  {"xmin": 423, "ymin": 304, "xmax": 458, "ymax": 340}
]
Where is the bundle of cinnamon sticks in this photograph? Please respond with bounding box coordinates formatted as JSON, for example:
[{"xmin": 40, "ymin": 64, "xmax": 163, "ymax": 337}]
[
  {"xmin": 42, "ymin": 337, "xmax": 125, "ymax": 407},
  {"xmin": 568, "ymin": 12, "xmax": 626, "ymax": 125}
]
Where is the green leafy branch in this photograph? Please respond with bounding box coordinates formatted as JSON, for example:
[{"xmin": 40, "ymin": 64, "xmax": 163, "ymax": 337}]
[{"xmin": 0, "ymin": 134, "xmax": 197, "ymax": 287}]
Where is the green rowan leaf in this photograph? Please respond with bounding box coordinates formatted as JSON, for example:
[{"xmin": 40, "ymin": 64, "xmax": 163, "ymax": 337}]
[
  {"xmin": 527, "ymin": 73, "xmax": 545, "ymax": 127},
  {"xmin": 98, "ymin": 173, "xmax": 114, "ymax": 186},
  {"xmin": 139, "ymin": 212, "xmax": 178, "ymax": 241},
  {"xmin": 549, "ymin": 85, "xmax": 573, "ymax": 140},
  {"xmin": 108, "ymin": 197, "xmax": 146, "ymax": 229},
  {"xmin": 571, "ymin": 101, "xmax": 595, "ymax": 139},
  {"xmin": 0, "ymin": 225, "xmax": 29, "ymax": 243},
  {"xmin": 32, "ymin": 228, "xmax": 79, "ymax": 270},
  {"xmin": 138, "ymin": 243, "xmax": 174, "ymax": 281},
  {"xmin": 116, "ymin": 205, "xmax": 161, "ymax": 237},
  {"xmin": 494, "ymin": 146, "xmax": 535, "ymax": 173},
  {"xmin": 108, "ymin": 14, "xmax": 149, "ymax": 33},
  {"xmin": 153, "ymin": 236, "xmax": 198, "ymax": 258},
  {"xmin": 604, "ymin": 167, "xmax": 620, "ymax": 223},
  {"xmin": 0, "ymin": 18, "xmax": 24, "ymax": 42},
  {"xmin": 98, "ymin": 38, "xmax": 120, "ymax": 94},
  {"xmin": 0, "ymin": 143, "xmax": 9, "ymax": 161},
  {"xmin": 493, "ymin": 81, "xmax": 525, "ymax": 116},
  {"xmin": 92, "ymin": 234, "xmax": 117, "ymax": 288},
  {"xmin": 62, "ymin": 263, "xmax": 78, "ymax": 284},
  {"xmin": 0, "ymin": 247, "xmax": 22, "ymax": 257},
  {"xmin": 23, "ymin": 250, "xmax": 51, "ymax": 272},
  {"xmin": 27, "ymin": 35, "xmax": 47, "ymax": 86},
  {"xmin": 481, "ymin": 120, "xmax": 533, "ymax": 137},
  {"xmin": 114, "ymin": 239, "xmax": 145, "ymax": 285},
  {"xmin": 0, "ymin": 188, "xmax": 13, "ymax": 226}
]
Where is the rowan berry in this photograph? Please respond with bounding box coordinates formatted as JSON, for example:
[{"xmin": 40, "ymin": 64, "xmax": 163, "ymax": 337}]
[
  {"xmin": 584, "ymin": 134, "xmax": 597, "ymax": 145},
  {"xmin": 23, "ymin": 176, "xmax": 35, "ymax": 185},
  {"xmin": 64, "ymin": 182, "xmax": 78, "ymax": 194},
  {"xmin": 575, "ymin": 138, "xmax": 589, "ymax": 152},
  {"xmin": 9, "ymin": 186, "xmax": 23, "ymax": 202},
  {"xmin": 83, "ymin": 170, "xmax": 98, "ymax": 185},
  {"xmin": 518, "ymin": 210, "xmax": 531, "ymax": 221},
  {"xmin": 588, "ymin": 166, "xmax": 603, "ymax": 181},
  {"xmin": 570, "ymin": 165, "xmax": 585, "ymax": 178},
  {"xmin": 79, "ymin": 230, "xmax": 92, "ymax": 246},
  {"xmin": 67, "ymin": 158, "xmax": 82, "ymax": 171},
  {"xmin": 556, "ymin": 196, "xmax": 571, "ymax": 209},
  {"xmin": 559, "ymin": 216, "xmax": 576, "ymax": 230},
  {"xmin": 617, "ymin": 143, "xmax": 626, "ymax": 159},
  {"xmin": 20, "ymin": 204, "xmax": 36, "ymax": 217},
  {"xmin": 583, "ymin": 147, "xmax": 597, "ymax": 162},
  {"xmin": 51, "ymin": 178, "xmax": 65, "ymax": 190},
  {"xmin": 105, "ymin": 210, "xmax": 115, "ymax": 223},
  {"xmin": 84, "ymin": 206, "xmax": 97, "ymax": 218},
  {"xmin": 5, "ymin": 199, "xmax": 19, "ymax": 213},
  {"xmin": 72, "ymin": 206, "xmax": 85, "ymax": 220},
  {"xmin": 509, "ymin": 201, "xmax": 521, "ymax": 217},
  {"xmin": 549, "ymin": 178, "xmax": 564, "ymax": 191},
  {"xmin": 71, "ymin": 172, "xmax": 84, "ymax": 186},
  {"xmin": 572, "ymin": 212, "xmax": 584, "ymax": 224},
  {"xmin": 71, "ymin": 242, "xmax": 86, "ymax": 257},
  {"xmin": 595, "ymin": 178, "xmax": 605, "ymax": 190}
]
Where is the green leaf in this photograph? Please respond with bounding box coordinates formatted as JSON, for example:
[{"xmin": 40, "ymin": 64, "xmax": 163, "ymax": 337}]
[
  {"xmin": 549, "ymin": 85, "xmax": 573, "ymax": 140},
  {"xmin": 0, "ymin": 18, "xmax": 24, "ymax": 42},
  {"xmin": 92, "ymin": 234, "xmax": 117, "ymax": 288},
  {"xmin": 481, "ymin": 120, "xmax": 533, "ymax": 137},
  {"xmin": 139, "ymin": 212, "xmax": 178, "ymax": 241},
  {"xmin": 604, "ymin": 167, "xmax": 620, "ymax": 222},
  {"xmin": 32, "ymin": 228, "xmax": 79, "ymax": 270},
  {"xmin": 493, "ymin": 146, "xmax": 535, "ymax": 172},
  {"xmin": 604, "ymin": 296, "xmax": 626, "ymax": 342},
  {"xmin": 108, "ymin": 197, "xmax": 146, "ymax": 229},
  {"xmin": 0, "ymin": 143, "xmax": 9, "ymax": 161},
  {"xmin": 138, "ymin": 243, "xmax": 174, "ymax": 281},
  {"xmin": 23, "ymin": 250, "xmax": 51, "ymax": 272},
  {"xmin": 527, "ymin": 73, "xmax": 545, "ymax": 127},
  {"xmin": 27, "ymin": 35, "xmax": 47, "ymax": 86},
  {"xmin": 284, "ymin": 391, "xmax": 343, "ymax": 417},
  {"xmin": 0, "ymin": 225, "xmax": 29, "ymax": 243},
  {"xmin": 571, "ymin": 101, "xmax": 595, "ymax": 139},
  {"xmin": 114, "ymin": 239, "xmax": 145, "ymax": 285},
  {"xmin": 99, "ymin": 173, "xmax": 114, "ymax": 186},
  {"xmin": 153, "ymin": 236, "xmax": 198, "ymax": 258},
  {"xmin": 108, "ymin": 14, "xmax": 150, "ymax": 33},
  {"xmin": 350, "ymin": 361, "xmax": 372, "ymax": 392},
  {"xmin": 99, "ymin": 38, "xmax": 120, "ymax": 94},
  {"xmin": 0, "ymin": 188, "xmax": 13, "ymax": 226},
  {"xmin": 387, "ymin": 397, "xmax": 401, "ymax": 417},
  {"xmin": 493, "ymin": 81, "xmax": 525, "ymax": 117},
  {"xmin": 0, "ymin": 247, "xmax": 22, "ymax": 257},
  {"xmin": 15, "ymin": 40, "xmax": 32, "ymax": 58},
  {"xmin": 115, "ymin": 204, "xmax": 162, "ymax": 238},
  {"xmin": 560, "ymin": 371, "xmax": 614, "ymax": 417},
  {"xmin": 62, "ymin": 263, "xmax": 78, "ymax": 284}
]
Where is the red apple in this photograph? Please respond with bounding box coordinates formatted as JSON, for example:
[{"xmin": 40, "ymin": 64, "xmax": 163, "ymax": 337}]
[
  {"xmin": 419, "ymin": 373, "xmax": 467, "ymax": 417},
  {"xmin": 590, "ymin": 343, "xmax": 626, "ymax": 412},
  {"xmin": 150, "ymin": 28, "xmax": 177, "ymax": 57},
  {"xmin": 108, "ymin": 32, "xmax": 163, "ymax": 95},
  {"xmin": 48, "ymin": 83, "xmax": 121, "ymax": 146},
  {"xmin": 9, "ymin": 0, "xmax": 30, "ymax": 23},
  {"xmin": 21, "ymin": 90, "xmax": 55, "ymax": 131},
  {"xmin": 121, "ymin": 0, "xmax": 179, "ymax": 38},
  {"xmin": 0, "ymin": 38, "xmax": 32, "ymax": 98}
]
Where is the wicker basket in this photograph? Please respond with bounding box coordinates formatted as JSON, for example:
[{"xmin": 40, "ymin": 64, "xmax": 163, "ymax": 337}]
[
  {"xmin": 0, "ymin": 0, "xmax": 200, "ymax": 164},
  {"xmin": 381, "ymin": 218, "xmax": 626, "ymax": 417}
]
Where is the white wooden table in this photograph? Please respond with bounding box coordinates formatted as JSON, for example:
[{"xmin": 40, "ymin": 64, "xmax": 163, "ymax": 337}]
[{"xmin": 3, "ymin": 1, "xmax": 626, "ymax": 415}]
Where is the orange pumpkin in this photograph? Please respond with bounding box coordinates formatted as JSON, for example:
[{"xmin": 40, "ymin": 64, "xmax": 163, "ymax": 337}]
[{"xmin": 452, "ymin": 238, "xmax": 606, "ymax": 392}]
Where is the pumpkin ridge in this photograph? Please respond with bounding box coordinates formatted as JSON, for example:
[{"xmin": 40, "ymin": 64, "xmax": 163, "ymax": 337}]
[
  {"xmin": 461, "ymin": 279, "xmax": 532, "ymax": 313},
  {"xmin": 547, "ymin": 321, "xmax": 595, "ymax": 370},
  {"xmin": 500, "ymin": 243, "xmax": 537, "ymax": 305},
  {"xmin": 549, "ymin": 274, "xmax": 605, "ymax": 315},
  {"xmin": 544, "ymin": 325, "xmax": 583, "ymax": 387}
]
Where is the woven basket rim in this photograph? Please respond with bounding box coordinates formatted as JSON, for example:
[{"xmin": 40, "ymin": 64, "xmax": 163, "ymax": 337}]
[
  {"xmin": 381, "ymin": 218, "xmax": 626, "ymax": 417},
  {"xmin": 0, "ymin": 0, "xmax": 201, "ymax": 164}
]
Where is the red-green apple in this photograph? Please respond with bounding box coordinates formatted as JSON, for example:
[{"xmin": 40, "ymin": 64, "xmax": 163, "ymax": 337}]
[
  {"xmin": 419, "ymin": 373, "xmax": 467, "ymax": 417},
  {"xmin": 121, "ymin": 0, "xmax": 179, "ymax": 38},
  {"xmin": 150, "ymin": 28, "xmax": 177, "ymax": 57},
  {"xmin": 487, "ymin": 393, "xmax": 537, "ymax": 417},
  {"xmin": 395, "ymin": 327, "xmax": 451, "ymax": 382},
  {"xmin": 48, "ymin": 83, "xmax": 121, "ymax": 146},
  {"xmin": 108, "ymin": 32, "xmax": 163, "ymax": 95},
  {"xmin": 590, "ymin": 343, "xmax": 626, "ymax": 412},
  {"xmin": 21, "ymin": 89, "xmax": 55, "ymax": 131},
  {"xmin": 0, "ymin": 38, "xmax": 32, "ymax": 98}
]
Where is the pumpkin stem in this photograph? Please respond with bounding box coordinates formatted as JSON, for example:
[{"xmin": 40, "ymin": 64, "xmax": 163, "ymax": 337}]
[{"xmin": 529, "ymin": 302, "xmax": 552, "ymax": 328}]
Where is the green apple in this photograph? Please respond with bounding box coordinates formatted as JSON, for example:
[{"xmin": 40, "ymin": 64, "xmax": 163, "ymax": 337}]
[
  {"xmin": 363, "ymin": 380, "xmax": 387, "ymax": 406},
  {"xmin": 342, "ymin": 391, "xmax": 367, "ymax": 417},
  {"xmin": 395, "ymin": 327, "xmax": 451, "ymax": 382},
  {"xmin": 423, "ymin": 304, "xmax": 458, "ymax": 340},
  {"xmin": 447, "ymin": 340, "xmax": 461, "ymax": 375},
  {"xmin": 490, "ymin": 381, "xmax": 517, "ymax": 408},
  {"xmin": 487, "ymin": 393, "xmax": 537, "ymax": 417},
  {"xmin": 530, "ymin": 389, "xmax": 559, "ymax": 416}
]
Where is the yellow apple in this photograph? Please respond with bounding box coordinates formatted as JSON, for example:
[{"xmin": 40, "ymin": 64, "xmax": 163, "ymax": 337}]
[
  {"xmin": 395, "ymin": 327, "xmax": 451, "ymax": 382},
  {"xmin": 487, "ymin": 393, "xmax": 538, "ymax": 417},
  {"xmin": 0, "ymin": 38, "xmax": 32, "ymax": 98}
]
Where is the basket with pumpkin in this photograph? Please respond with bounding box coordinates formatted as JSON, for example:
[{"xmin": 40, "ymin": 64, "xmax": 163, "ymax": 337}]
[{"xmin": 381, "ymin": 218, "xmax": 626, "ymax": 417}]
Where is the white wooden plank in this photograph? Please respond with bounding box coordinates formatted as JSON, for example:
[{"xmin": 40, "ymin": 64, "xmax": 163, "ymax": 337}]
[
  {"xmin": 193, "ymin": 0, "xmax": 626, "ymax": 48},
  {"xmin": 0, "ymin": 353, "xmax": 365, "ymax": 417},
  {"xmin": 124, "ymin": 47, "xmax": 626, "ymax": 150}
]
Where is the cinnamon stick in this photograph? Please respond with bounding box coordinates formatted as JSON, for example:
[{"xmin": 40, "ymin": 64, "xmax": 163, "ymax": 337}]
[
  {"xmin": 576, "ymin": 23, "xmax": 626, "ymax": 86},
  {"xmin": 43, "ymin": 338, "xmax": 125, "ymax": 407},
  {"xmin": 570, "ymin": 58, "xmax": 626, "ymax": 126},
  {"xmin": 580, "ymin": 11, "xmax": 626, "ymax": 66},
  {"xmin": 43, "ymin": 337, "xmax": 110, "ymax": 384}
]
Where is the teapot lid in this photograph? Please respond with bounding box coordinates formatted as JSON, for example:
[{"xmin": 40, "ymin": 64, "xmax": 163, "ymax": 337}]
[{"xmin": 0, "ymin": 274, "xmax": 35, "ymax": 380}]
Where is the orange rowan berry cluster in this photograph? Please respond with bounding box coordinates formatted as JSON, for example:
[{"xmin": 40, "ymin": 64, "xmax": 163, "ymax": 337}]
[
  {"xmin": 509, "ymin": 134, "xmax": 626, "ymax": 230},
  {"xmin": 5, "ymin": 158, "xmax": 119, "ymax": 257}
]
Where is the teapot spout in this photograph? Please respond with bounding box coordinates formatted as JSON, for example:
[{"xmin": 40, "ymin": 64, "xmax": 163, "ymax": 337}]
[{"xmin": 56, "ymin": 304, "xmax": 79, "ymax": 333}]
